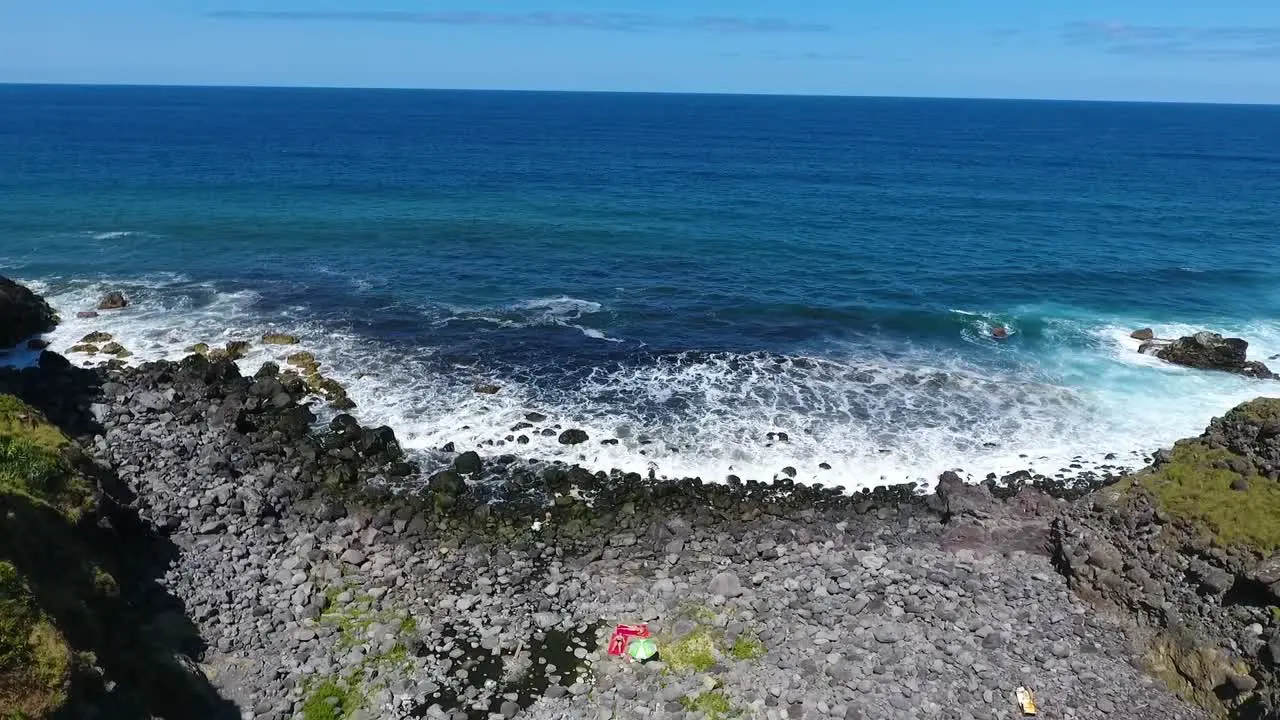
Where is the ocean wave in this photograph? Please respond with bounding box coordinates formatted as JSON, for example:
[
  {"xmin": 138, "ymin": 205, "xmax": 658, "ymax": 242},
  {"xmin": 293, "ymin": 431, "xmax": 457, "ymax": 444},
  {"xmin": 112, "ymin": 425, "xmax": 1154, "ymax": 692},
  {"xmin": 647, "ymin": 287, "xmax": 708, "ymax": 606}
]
[{"xmin": 23, "ymin": 275, "xmax": 1280, "ymax": 493}]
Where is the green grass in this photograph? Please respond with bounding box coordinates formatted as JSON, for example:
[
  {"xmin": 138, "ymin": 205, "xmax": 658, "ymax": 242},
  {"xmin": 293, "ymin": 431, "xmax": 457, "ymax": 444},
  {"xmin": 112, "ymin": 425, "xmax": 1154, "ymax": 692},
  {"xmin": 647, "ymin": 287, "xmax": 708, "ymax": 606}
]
[
  {"xmin": 0, "ymin": 560, "xmax": 71, "ymax": 717},
  {"xmin": 1124, "ymin": 442, "xmax": 1280, "ymax": 552},
  {"xmin": 301, "ymin": 678, "xmax": 362, "ymax": 720},
  {"xmin": 680, "ymin": 691, "xmax": 734, "ymax": 719},
  {"xmin": 664, "ymin": 625, "xmax": 718, "ymax": 673},
  {"xmin": 729, "ymin": 634, "xmax": 766, "ymax": 661}
]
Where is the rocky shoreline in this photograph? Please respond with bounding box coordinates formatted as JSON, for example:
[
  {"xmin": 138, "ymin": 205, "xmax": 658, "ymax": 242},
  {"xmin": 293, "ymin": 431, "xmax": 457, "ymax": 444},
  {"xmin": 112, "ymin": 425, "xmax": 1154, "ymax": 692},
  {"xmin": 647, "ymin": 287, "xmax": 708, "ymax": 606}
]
[{"xmin": 4, "ymin": 279, "xmax": 1280, "ymax": 720}]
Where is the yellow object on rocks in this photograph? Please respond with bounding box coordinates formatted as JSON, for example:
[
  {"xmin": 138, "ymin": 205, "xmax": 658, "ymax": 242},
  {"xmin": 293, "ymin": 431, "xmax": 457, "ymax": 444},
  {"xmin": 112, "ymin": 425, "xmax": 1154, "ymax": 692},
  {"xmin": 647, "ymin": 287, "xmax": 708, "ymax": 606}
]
[{"xmin": 1015, "ymin": 687, "xmax": 1037, "ymax": 715}]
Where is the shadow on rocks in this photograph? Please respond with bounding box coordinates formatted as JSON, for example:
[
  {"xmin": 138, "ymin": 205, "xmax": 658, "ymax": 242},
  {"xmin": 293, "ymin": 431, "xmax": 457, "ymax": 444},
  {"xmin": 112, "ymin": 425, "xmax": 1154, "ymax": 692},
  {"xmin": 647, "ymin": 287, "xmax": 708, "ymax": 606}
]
[{"xmin": 0, "ymin": 353, "xmax": 240, "ymax": 719}]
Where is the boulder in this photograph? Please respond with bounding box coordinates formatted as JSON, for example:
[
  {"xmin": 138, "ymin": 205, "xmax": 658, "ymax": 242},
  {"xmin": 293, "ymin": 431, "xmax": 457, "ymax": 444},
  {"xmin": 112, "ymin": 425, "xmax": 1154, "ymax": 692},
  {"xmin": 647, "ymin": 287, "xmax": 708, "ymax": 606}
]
[
  {"xmin": 558, "ymin": 429, "xmax": 589, "ymax": 445},
  {"xmin": 1146, "ymin": 332, "xmax": 1275, "ymax": 379},
  {"xmin": 454, "ymin": 451, "xmax": 483, "ymax": 476},
  {"xmin": 261, "ymin": 333, "xmax": 300, "ymax": 345},
  {"xmin": 75, "ymin": 311, "xmax": 99, "ymax": 319},
  {"xmin": 224, "ymin": 340, "xmax": 251, "ymax": 360},
  {"xmin": 1131, "ymin": 328, "xmax": 1155, "ymax": 341},
  {"xmin": 0, "ymin": 276, "xmax": 58, "ymax": 348},
  {"xmin": 97, "ymin": 291, "xmax": 128, "ymax": 310},
  {"xmin": 474, "ymin": 383, "xmax": 501, "ymax": 395}
]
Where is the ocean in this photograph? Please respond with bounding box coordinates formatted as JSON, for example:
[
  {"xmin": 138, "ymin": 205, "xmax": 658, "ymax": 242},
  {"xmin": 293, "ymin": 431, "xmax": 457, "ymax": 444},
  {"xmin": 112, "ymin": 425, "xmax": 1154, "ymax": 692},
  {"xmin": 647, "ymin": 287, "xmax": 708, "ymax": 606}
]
[{"xmin": 3, "ymin": 84, "xmax": 1279, "ymax": 490}]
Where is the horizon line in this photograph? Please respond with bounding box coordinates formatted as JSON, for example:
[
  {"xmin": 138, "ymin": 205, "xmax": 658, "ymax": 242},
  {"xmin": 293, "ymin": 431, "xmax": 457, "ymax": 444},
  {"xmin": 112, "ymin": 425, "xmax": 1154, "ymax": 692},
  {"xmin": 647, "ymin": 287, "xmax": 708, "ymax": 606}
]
[{"xmin": 0, "ymin": 80, "xmax": 1276, "ymax": 108}]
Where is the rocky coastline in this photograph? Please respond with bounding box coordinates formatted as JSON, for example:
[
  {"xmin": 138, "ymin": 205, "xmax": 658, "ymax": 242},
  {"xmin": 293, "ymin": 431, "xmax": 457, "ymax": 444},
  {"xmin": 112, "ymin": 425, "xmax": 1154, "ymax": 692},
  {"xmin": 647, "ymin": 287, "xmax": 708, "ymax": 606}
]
[{"xmin": 4, "ymin": 279, "xmax": 1280, "ymax": 720}]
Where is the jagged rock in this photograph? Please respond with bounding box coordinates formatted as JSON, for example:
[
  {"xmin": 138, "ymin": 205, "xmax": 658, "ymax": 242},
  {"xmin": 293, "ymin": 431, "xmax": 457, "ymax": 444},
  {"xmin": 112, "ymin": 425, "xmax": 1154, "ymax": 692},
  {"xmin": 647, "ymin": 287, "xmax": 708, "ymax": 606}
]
[
  {"xmin": 81, "ymin": 331, "xmax": 113, "ymax": 343},
  {"xmin": 0, "ymin": 276, "xmax": 58, "ymax": 348},
  {"xmin": 1143, "ymin": 332, "xmax": 1275, "ymax": 379},
  {"xmin": 97, "ymin": 290, "xmax": 128, "ymax": 310},
  {"xmin": 474, "ymin": 383, "xmax": 501, "ymax": 395},
  {"xmin": 558, "ymin": 429, "xmax": 589, "ymax": 445}
]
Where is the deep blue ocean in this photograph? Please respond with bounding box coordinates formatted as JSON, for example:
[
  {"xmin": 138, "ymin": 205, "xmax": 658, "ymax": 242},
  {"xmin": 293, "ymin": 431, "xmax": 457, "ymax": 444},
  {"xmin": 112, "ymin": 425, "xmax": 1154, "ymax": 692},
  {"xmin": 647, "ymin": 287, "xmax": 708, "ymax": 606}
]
[{"xmin": 3, "ymin": 84, "xmax": 1280, "ymax": 488}]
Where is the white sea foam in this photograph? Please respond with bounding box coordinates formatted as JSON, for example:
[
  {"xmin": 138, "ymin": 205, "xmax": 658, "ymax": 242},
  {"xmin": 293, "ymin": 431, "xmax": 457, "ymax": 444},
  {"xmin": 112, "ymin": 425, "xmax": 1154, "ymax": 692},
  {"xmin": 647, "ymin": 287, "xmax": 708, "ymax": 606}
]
[{"xmin": 17, "ymin": 276, "xmax": 1280, "ymax": 494}]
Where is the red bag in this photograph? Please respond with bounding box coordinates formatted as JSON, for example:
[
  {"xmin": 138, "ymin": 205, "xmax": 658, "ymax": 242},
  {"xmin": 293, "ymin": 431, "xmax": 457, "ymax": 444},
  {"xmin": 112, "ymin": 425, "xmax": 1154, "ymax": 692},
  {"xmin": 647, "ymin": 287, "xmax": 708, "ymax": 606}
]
[{"xmin": 606, "ymin": 623, "xmax": 650, "ymax": 656}]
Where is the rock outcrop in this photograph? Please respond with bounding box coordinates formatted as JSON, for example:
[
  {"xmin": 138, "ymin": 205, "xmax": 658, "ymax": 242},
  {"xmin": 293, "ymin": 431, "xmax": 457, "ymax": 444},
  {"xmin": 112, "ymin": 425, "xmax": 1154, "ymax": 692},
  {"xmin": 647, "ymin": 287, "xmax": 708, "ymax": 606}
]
[
  {"xmin": 0, "ymin": 276, "xmax": 58, "ymax": 348},
  {"xmin": 1053, "ymin": 398, "xmax": 1280, "ymax": 717},
  {"xmin": 1141, "ymin": 332, "xmax": 1275, "ymax": 379}
]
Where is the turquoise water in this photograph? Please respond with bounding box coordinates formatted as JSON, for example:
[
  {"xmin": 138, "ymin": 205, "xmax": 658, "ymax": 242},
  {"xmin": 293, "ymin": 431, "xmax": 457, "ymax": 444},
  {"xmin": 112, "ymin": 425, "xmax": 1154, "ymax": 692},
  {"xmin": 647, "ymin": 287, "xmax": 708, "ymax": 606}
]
[{"xmin": 3, "ymin": 84, "xmax": 1280, "ymax": 488}]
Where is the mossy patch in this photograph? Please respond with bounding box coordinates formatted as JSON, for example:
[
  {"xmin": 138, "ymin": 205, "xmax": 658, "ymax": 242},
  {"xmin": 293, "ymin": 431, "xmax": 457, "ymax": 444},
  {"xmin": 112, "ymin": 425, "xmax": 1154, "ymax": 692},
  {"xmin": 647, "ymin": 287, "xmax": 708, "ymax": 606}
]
[
  {"xmin": 1125, "ymin": 443, "xmax": 1280, "ymax": 552},
  {"xmin": 729, "ymin": 634, "xmax": 766, "ymax": 661},
  {"xmin": 0, "ymin": 560, "xmax": 72, "ymax": 717},
  {"xmin": 680, "ymin": 690, "xmax": 735, "ymax": 719},
  {"xmin": 1231, "ymin": 398, "xmax": 1280, "ymax": 426},
  {"xmin": 1144, "ymin": 632, "xmax": 1251, "ymax": 718},
  {"xmin": 301, "ymin": 677, "xmax": 362, "ymax": 720},
  {"xmin": 664, "ymin": 625, "xmax": 718, "ymax": 673}
]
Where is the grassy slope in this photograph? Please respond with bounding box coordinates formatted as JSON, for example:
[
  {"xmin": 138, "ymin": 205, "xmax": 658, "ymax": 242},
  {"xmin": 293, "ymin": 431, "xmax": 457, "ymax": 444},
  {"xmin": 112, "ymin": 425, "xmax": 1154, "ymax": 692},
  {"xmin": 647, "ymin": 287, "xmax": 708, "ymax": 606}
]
[
  {"xmin": 1120, "ymin": 398, "xmax": 1280, "ymax": 553},
  {"xmin": 0, "ymin": 394, "xmax": 90, "ymax": 717}
]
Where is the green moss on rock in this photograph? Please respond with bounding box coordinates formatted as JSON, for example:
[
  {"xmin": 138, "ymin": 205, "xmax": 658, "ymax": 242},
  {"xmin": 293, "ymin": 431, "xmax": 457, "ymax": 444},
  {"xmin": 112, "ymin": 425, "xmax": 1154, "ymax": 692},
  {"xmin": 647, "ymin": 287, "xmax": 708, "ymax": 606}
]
[
  {"xmin": 680, "ymin": 690, "xmax": 734, "ymax": 719},
  {"xmin": 301, "ymin": 678, "xmax": 362, "ymax": 720},
  {"xmin": 1126, "ymin": 443, "xmax": 1280, "ymax": 552}
]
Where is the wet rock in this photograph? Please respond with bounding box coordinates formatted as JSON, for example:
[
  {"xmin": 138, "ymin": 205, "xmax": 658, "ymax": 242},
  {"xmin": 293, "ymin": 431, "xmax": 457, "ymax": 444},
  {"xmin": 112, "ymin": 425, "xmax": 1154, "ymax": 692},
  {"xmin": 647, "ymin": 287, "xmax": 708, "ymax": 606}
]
[
  {"xmin": 1144, "ymin": 331, "xmax": 1274, "ymax": 379},
  {"xmin": 0, "ymin": 276, "xmax": 59, "ymax": 348},
  {"xmin": 474, "ymin": 383, "xmax": 501, "ymax": 395},
  {"xmin": 81, "ymin": 331, "xmax": 113, "ymax": 343},
  {"xmin": 558, "ymin": 429, "xmax": 589, "ymax": 445},
  {"xmin": 75, "ymin": 310, "xmax": 99, "ymax": 319},
  {"xmin": 261, "ymin": 333, "xmax": 300, "ymax": 345},
  {"xmin": 454, "ymin": 451, "xmax": 483, "ymax": 476},
  {"xmin": 96, "ymin": 290, "xmax": 129, "ymax": 310},
  {"xmin": 1131, "ymin": 328, "xmax": 1155, "ymax": 341}
]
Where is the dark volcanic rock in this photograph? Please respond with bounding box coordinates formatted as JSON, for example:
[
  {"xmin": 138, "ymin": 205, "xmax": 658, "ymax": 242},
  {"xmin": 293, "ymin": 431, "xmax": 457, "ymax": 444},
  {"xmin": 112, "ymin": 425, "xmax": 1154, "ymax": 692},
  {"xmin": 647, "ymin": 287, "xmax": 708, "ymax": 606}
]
[
  {"xmin": 558, "ymin": 429, "xmax": 589, "ymax": 445},
  {"xmin": 1143, "ymin": 331, "xmax": 1275, "ymax": 379},
  {"xmin": 454, "ymin": 450, "xmax": 483, "ymax": 476},
  {"xmin": 0, "ymin": 276, "xmax": 58, "ymax": 348},
  {"xmin": 1130, "ymin": 328, "xmax": 1155, "ymax": 341},
  {"xmin": 97, "ymin": 290, "xmax": 129, "ymax": 310}
]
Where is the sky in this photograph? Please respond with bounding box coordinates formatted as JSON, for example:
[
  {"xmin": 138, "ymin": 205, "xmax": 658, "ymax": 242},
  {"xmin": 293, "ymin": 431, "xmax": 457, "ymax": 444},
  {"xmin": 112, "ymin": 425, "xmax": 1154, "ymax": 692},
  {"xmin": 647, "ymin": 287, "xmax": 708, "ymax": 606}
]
[{"xmin": 2, "ymin": 1, "xmax": 1279, "ymax": 103}]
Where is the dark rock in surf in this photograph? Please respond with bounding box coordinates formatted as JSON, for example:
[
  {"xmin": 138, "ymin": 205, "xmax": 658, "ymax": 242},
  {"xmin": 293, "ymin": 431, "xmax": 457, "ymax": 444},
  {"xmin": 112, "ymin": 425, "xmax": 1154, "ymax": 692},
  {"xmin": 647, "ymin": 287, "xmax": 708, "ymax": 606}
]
[
  {"xmin": 558, "ymin": 429, "xmax": 589, "ymax": 445},
  {"xmin": 97, "ymin": 290, "xmax": 129, "ymax": 310},
  {"xmin": 76, "ymin": 310, "xmax": 99, "ymax": 319},
  {"xmin": 525, "ymin": 412, "xmax": 547, "ymax": 423},
  {"xmin": 0, "ymin": 276, "xmax": 59, "ymax": 348},
  {"xmin": 1143, "ymin": 332, "xmax": 1275, "ymax": 379},
  {"xmin": 1130, "ymin": 328, "xmax": 1155, "ymax": 341},
  {"xmin": 27, "ymin": 339, "xmax": 49, "ymax": 350},
  {"xmin": 454, "ymin": 451, "xmax": 483, "ymax": 476},
  {"xmin": 474, "ymin": 383, "xmax": 501, "ymax": 395}
]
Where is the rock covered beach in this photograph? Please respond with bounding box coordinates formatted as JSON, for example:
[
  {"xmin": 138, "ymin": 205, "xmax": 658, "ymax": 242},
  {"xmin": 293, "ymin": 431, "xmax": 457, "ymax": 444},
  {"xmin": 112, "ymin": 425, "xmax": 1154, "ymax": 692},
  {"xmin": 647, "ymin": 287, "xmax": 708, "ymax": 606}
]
[{"xmin": 4, "ymin": 280, "xmax": 1280, "ymax": 720}]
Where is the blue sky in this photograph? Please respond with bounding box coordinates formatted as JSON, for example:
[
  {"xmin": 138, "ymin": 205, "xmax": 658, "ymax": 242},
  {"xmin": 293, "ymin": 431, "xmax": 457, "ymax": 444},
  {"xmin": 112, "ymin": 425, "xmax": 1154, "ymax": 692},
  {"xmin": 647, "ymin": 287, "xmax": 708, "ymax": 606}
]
[{"xmin": 2, "ymin": 1, "xmax": 1279, "ymax": 102}]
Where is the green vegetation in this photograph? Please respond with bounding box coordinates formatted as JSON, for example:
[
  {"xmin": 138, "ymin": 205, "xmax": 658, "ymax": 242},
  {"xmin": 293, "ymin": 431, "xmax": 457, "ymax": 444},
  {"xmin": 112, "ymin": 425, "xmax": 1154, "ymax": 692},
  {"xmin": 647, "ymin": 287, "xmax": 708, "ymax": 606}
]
[
  {"xmin": 1124, "ymin": 442, "xmax": 1280, "ymax": 552},
  {"xmin": 299, "ymin": 584, "xmax": 418, "ymax": 718},
  {"xmin": 680, "ymin": 690, "xmax": 735, "ymax": 719},
  {"xmin": 664, "ymin": 625, "xmax": 718, "ymax": 673},
  {"xmin": 1145, "ymin": 632, "xmax": 1251, "ymax": 719},
  {"xmin": 0, "ymin": 560, "xmax": 71, "ymax": 717},
  {"xmin": 0, "ymin": 396, "xmax": 83, "ymax": 716},
  {"xmin": 729, "ymin": 634, "xmax": 766, "ymax": 661},
  {"xmin": 301, "ymin": 678, "xmax": 362, "ymax": 720}
]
